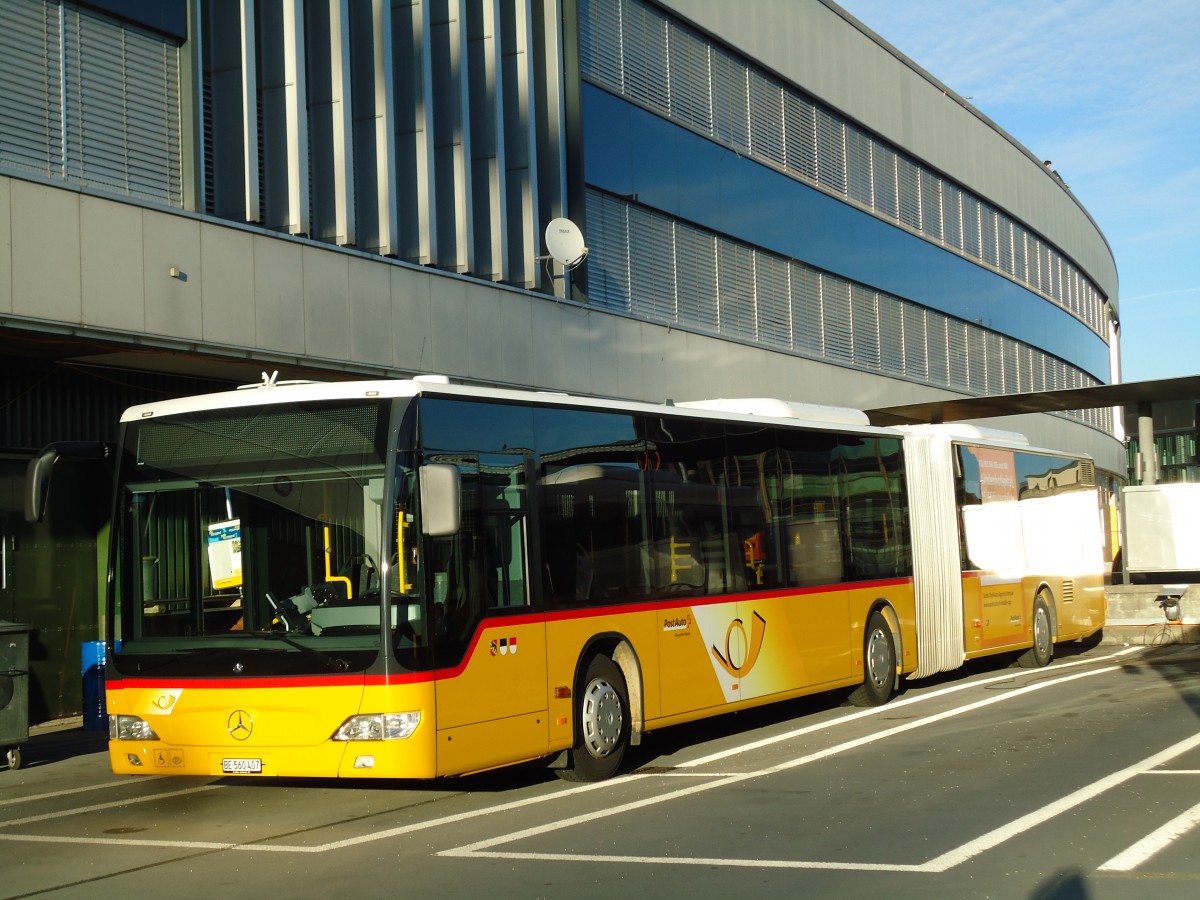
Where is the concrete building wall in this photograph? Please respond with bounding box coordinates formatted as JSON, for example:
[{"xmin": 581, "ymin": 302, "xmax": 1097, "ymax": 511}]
[{"xmin": 0, "ymin": 171, "xmax": 1123, "ymax": 475}]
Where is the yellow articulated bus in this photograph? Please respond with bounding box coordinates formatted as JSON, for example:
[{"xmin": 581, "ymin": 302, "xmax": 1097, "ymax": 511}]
[{"xmin": 98, "ymin": 377, "xmax": 1109, "ymax": 782}]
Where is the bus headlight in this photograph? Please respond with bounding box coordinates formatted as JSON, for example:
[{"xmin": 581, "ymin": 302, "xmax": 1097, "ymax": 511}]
[
  {"xmin": 109, "ymin": 715, "xmax": 161, "ymax": 742},
  {"xmin": 333, "ymin": 712, "xmax": 421, "ymax": 741}
]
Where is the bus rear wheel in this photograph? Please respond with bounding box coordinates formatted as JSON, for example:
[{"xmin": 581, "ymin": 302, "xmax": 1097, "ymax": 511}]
[
  {"xmin": 558, "ymin": 654, "xmax": 630, "ymax": 782},
  {"xmin": 1018, "ymin": 595, "xmax": 1054, "ymax": 668},
  {"xmin": 849, "ymin": 611, "xmax": 896, "ymax": 707}
]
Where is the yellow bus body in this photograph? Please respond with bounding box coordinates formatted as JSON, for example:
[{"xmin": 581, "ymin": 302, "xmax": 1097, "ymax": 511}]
[
  {"xmin": 106, "ymin": 567, "xmax": 1101, "ymax": 780},
  {"xmin": 107, "ymin": 578, "xmax": 925, "ymax": 779}
]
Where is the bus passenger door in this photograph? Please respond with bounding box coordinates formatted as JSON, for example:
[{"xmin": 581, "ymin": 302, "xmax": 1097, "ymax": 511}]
[{"xmin": 431, "ymin": 454, "xmax": 548, "ymax": 776}]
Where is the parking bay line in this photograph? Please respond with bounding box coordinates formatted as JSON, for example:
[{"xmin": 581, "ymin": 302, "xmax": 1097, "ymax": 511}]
[
  {"xmin": 0, "ymin": 784, "xmax": 227, "ymax": 830},
  {"xmin": 1097, "ymin": 797, "xmax": 1200, "ymax": 872},
  {"xmin": 679, "ymin": 645, "xmax": 1141, "ymax": 770},
  {"xmin": 444, "ymin": 666, "xmax": 1200, "ymax": 873},
  {"xmin": 0, "ymin": 777, "xmax": 168, "ymax": 809},
  {"xmin": 0, "ymin": 648, "xmax": 1147, "ymax": 857}
]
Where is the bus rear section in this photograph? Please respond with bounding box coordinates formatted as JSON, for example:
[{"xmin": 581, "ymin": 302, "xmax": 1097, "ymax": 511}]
[{"xmin": 903, "ymin": 425, "xmax": 1108, "ymax": 681}]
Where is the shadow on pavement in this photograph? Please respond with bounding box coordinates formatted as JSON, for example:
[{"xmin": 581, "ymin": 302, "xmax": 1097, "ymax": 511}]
[{"xmin": 3, "ymin": 721, "xmax": 109, "ymax": 772}]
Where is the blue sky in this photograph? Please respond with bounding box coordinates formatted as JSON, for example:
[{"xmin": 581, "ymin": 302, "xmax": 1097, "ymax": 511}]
[{"xmin": 836, "ymin": 0, "xmax": 1200, "ymax": 383}]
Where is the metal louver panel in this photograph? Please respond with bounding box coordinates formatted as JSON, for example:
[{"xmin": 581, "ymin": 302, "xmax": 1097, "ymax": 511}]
[
  {"xmin": 62, "ymin": 6, "xmax": 182, "ymax": 204},
  {"xmin": 927, "ymin": 314, "xmax": 950, "ymax": 387},
  {"xmin": 902, "ymin": 303, "xmax": 929, "ymax": 381},
  {"xmin": 755, "ymin": 252, "xmax": 791, "ymax": 350},
  {"xmin": 676, "ymin": 224, "xmax": 719, "ymax": 333},
  {"xmin": 897, "ymin": 155, "xmax": 921, "ymax": 230},
  {"xmin": 0, "ymin": 0, "xmax": 64, "ymax": 176},
  {"xmin": 579, "ymin": 0, "xmax": 623, "ymax": 89},
  {"xmin": 584, "ymin": 191, "xmax": 631, "ymax": 312},
  {"xmin": 985, "ymin": 331, "xmax": 1005, "ymax": 393},
  {"xmin": 872, "ymin": 143, "xmax": 898, "ymax": 222},
  {"xmin": 960, "ymin": 193, "xmax": 981, "ymax": 259},
  {"xmin": 845, "ymin": 125, "xmax": 873, "ymax": 208},
  {"xmin": 1078, "ymin": 460, "xmax": 1096, "ymax": 486},
  {"xmin": 814, "ymin": 107, "xmax": 846, "ymax": 197},
  {"xmin": 821, "ymin": 276, "xmax": 853, "ymax": 363},
  {"xmin": 1013, "ymin": 229, "xmax": 1028, "ymax": 283},
  {"xmin": 747, "ymin": 69, "xmax": 783, "ymax": 167},
  {"xmin": 622, "ymin": 1, "xmax": 668, "ymax": 111},
  {"xmin": 943, "ymin": 183, "xmax": 963, "ymax": 250},
  {"xmin": 966, "ymin": 327, "xmax": 987, "ymax": 392},
  {"xmin": 997, "ymin": 215, "xmax": 1014, "ymax": 273},
  {"xmin": 710, "ymin": 51, "xmax": 748, "ymax": 152},
  {"xmin": 629, "ymin": 207, "xmax": 678, "ymax": 322},
  {"xmin": 783, "ymin": 93, "xmax": 817, "ymax": 182},
  {"xmin": 716, "ymin": 239, "xmax": 756, "ymax": 340},
  {"xmin": 879, "ymin": 294, "xmax": 904, "ymax": 374},
  {"xmin": 980, "ymin": 205, "xmax": 999, "ymax": 268},
  {"xmin": 792, "ymin": 263, "xmax": 823, "ymax": 356},
  {"xmin": 919, "ymin": 169, "xmax": 942, "ymax": 242},
  {"xmin": 1002, "ymin": 340, "xmax": 1020, "ymax": 394},
  {"xmin": 851, "ymin": 284, "xmax": 881, "ymax": 370},
  {"xmin": 946, "ymin": 319, "xmax": 969, "ymax": 391},
  {"xmin": 666, "ymin": 20, "xmax": 710, "ymax": 133}
]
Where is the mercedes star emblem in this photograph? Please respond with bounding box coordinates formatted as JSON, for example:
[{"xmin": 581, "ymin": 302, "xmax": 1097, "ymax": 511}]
[{"xmin": 227, "ymin": 710, "xmax": 253, "ymax": 740}]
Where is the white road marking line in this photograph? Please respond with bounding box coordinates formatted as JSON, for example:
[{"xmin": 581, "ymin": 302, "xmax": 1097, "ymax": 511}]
[
  {"xmin": 921, "ymin": 731, "xmax": 1200, "ymax": 872},
  {"xmin": 1144, "ymin": 769, "xmax": 1200, "ymax": 775},
  {"xmin": 441, "ymin": 666, "xmax": 1121, "ymax": 861},
  {"xmin": 0, "ymin": 774, "xmax": 650, "ymax": 853},
  {"xmin": 0, "ymin": 833, "xmax": 240, "ymax": 851},
  {"xmin": 678, "ymin": 646, "xmax": 1141, "ymax": 769},
  {"xmin": 448, "ymin": 728, "xmax": 1200, "ymax": 874},
  {"xmin": 0, "ymin": 778, "xmax": 166, "ymax": 808},
  {"xmin": 0, "ymin": 646, "xmax": 1150, "ymax": 859},
  {"xmin": 1097, "ymin": 798, "xmax": 1200, "ymax": 872},
  {"xmin": 448, "ymin": 850, "xmax": 928, "ymax": 872},
  {"xmin": 0, "ymin": 785, "xmax": 225, "ymax": 828}
]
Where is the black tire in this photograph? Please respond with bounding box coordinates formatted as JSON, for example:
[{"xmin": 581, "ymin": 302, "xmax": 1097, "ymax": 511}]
[
  {"xmin": 557, "ymin": 654, "xmax": 630, "ymax": 782},
  {"xmin": 848, "ymin": 611, "xmax": 896, "ymax": 707},
  {"xmin": 1018, "ymin": 595, "xmax": 1054, "ymax": 668}
]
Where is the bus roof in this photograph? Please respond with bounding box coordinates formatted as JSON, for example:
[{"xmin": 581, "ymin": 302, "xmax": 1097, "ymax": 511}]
[{"xmin": 118, "ymin": 373, "xmax": 899, "ymax": 437}]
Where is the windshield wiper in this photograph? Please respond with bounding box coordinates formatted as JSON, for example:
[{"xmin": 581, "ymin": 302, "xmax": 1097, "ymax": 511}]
[{"xmin": 248, "ymin": 630, "xmax": 351, "ymax": 672}]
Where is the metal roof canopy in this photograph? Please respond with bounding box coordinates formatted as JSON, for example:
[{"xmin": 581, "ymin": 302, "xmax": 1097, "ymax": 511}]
[{"xmin": 864, "ymin": 375, "xmax": 1200, "ymax": 426}]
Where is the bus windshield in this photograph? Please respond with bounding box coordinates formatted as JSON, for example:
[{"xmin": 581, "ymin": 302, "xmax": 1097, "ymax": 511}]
[{"xmin": 110, "ymin": 398, "xmax": 408, "ymax": 676}]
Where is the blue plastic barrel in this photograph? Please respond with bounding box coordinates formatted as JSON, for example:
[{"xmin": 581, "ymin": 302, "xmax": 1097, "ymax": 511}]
[{"xmin": 81, "ymin": 641, "xmax": 107, "ymax": 730}]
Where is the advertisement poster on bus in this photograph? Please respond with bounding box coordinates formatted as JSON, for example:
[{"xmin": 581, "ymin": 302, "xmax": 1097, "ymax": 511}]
[
  {"xmin": 206, "ymin": 519, "xmax": 243, "ymax": 590},
  {"xmin": 967, "ymin": 447, "xmax": 1018, "ymax": 503}
]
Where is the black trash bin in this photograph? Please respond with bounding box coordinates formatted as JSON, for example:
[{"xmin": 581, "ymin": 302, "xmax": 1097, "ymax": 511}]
[{"xmin": 0, "ymin": 622, "xmax": 32, "ymax": 771}]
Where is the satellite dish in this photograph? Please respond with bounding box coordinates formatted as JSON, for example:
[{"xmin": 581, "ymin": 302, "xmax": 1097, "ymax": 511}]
[{"xmin": 544, "ymin": 217, "xmax": 588, "ymax": 269}]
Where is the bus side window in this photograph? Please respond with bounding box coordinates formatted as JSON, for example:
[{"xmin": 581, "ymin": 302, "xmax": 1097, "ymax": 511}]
[
  {"xmin": 420, "ymin": 398, "xmax": 535, "ymax": 661},
  {"xmin": 773, "ymin": 432, "xmax": 845, "ymax": 588}
]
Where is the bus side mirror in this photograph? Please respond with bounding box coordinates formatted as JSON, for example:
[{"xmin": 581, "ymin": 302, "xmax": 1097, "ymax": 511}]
[
  {"xmin": 419, "ymin": 464, "xmax": 461, "ymax": 536},
  {"xmin": 25, "ymin": 441, "xmax": 112, "ymax": 524}
]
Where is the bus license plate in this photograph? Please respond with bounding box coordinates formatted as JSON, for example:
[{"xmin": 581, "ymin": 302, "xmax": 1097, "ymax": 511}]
[{"xmin": 221, "ymin": 758, "xmax": 262, "ymax": 774}]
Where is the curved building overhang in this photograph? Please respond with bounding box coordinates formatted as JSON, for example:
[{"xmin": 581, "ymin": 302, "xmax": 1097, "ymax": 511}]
[
  {"xmin": 658, "ymin": 0, "xmax": 1119, "ymax": 317},
  {"xmin": 584, "ymin": 86, "xmax": 1109, "ymax": 381}
]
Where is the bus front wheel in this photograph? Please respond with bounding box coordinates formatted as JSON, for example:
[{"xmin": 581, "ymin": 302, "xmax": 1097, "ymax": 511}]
[
  {"xmin": 849, "ymin": 612, "xmax": 896, "ymax": 707},
  {"xmin": 1018, "ymin": 595, "xmax": 1054, "ymax": 668},
  {"xmin": 558, "ymin": 654, "xmax": 630, "ymax": 782}
]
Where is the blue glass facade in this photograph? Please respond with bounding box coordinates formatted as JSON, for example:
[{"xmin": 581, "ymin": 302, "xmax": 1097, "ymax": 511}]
[{"xmin": 582, "ymin": 84, "xmax": 1109, "ymax": 383}]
